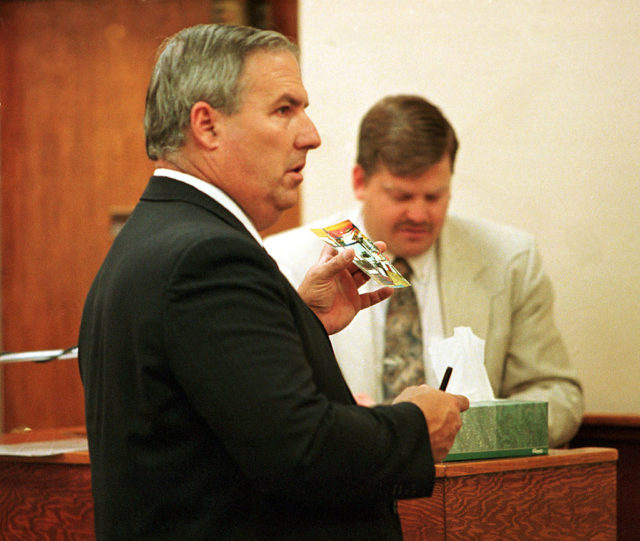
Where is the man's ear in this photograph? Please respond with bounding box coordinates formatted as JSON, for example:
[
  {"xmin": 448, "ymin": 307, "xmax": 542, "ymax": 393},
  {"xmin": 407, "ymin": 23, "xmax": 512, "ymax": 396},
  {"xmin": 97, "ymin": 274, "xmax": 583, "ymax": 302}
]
[
  {"xmin": 190, "ymin": 101, "xmax": 220, "ymax": 150},
  {"xmin": 352, "ymin": 164, "xmax": 367, "ymax": 200}
]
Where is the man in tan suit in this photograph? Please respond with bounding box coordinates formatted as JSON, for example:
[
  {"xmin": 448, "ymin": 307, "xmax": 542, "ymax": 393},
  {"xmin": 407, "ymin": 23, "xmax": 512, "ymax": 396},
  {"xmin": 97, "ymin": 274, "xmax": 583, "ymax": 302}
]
[{"xmin": 265, "ymin": 95, "xmax": 583, "ymax": 447}]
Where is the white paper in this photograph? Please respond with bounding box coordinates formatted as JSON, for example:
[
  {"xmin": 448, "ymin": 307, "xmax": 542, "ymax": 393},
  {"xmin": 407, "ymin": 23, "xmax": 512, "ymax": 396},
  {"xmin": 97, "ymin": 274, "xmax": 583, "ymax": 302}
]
[
  {"xmin": 429, "ymin": 327, "xmax": 495, "ymax": 401},
  {"xmin": 0, "ymin": 347, "xmax": 78, "ymax": 365},
  {"xmin": 0, "ymin": 438, "xmax": 88, "ymax": 457}
]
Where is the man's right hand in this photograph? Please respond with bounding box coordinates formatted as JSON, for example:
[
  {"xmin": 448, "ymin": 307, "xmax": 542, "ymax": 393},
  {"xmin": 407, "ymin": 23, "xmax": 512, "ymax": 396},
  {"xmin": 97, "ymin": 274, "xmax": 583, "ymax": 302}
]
[
  {"xmin": 393, "ymin": 385, "xmax": 470, "ymax": 462},
  {"xmin": 298, "ymin": 244, "xmax": 392, "ymax": 335}
]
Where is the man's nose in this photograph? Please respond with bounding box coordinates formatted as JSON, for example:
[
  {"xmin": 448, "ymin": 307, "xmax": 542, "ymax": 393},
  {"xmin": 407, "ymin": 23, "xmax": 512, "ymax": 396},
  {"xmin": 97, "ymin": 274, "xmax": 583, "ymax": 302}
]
[
  {"xmin": 296, "ymin": 113, "xmax": 321, "ymax": 150},
  {"xmin": 405, "ymin": 201, "xmax": 430, "ymax": 223}
]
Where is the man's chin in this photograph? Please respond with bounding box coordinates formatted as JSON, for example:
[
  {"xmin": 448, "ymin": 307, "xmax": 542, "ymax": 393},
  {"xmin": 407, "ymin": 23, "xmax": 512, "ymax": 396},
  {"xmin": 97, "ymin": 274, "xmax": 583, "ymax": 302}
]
[
  {"xmin": 275, "ymin": 186, "xmax": 299, "ymax": 206},
  {"xmin": 255, "ymin": 200, "xmax": 298, "ymax": 232}
]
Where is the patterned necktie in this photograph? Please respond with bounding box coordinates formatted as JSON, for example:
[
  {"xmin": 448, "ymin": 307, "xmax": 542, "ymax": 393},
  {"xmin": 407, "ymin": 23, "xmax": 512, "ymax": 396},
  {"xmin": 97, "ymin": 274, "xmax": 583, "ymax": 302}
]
[{"xmin": 382, "ymin": 258, "xmax": 424, "ymax": 401}]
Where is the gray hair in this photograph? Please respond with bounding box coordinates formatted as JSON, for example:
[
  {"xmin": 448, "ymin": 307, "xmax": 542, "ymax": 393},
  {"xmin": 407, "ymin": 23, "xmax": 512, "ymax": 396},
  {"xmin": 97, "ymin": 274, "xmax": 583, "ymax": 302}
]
[
  {"xmin": 144, "ymin": 24, "xmax": 298, "ymax": 160},
  {"xmin": 356, "ymin": 95, "xmax": 458, "ymax": 178}
]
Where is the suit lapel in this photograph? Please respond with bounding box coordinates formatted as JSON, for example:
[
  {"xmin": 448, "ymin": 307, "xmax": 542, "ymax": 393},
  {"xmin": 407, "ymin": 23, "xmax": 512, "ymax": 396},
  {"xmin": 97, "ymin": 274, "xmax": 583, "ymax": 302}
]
[{"xmin": 437, "ymin": 216, "xmax": 492, "ymax": 340}]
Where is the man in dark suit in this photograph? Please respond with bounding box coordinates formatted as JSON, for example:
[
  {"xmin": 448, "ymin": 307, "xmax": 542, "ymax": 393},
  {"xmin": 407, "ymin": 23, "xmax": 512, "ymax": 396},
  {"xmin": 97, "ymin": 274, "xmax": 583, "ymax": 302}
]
[{"xmin": 78, "ymin": 24, "xmax": 468, "ymax": 540}]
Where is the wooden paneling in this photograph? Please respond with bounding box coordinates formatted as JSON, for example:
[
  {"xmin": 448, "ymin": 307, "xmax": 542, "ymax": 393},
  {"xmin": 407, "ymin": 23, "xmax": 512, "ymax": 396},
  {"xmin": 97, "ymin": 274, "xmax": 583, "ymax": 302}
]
[
  {"xmin": 269, "ymin": 0, "xmax": 298, "ymax": 43},
  {"xmin": 0, "ymin": 429, "xmax": 617, "ymax": 541},
  {"xmin": 0, "ymin": 0, "xmax": 212, "ymax": 431},
  {"xmin": 397, "ymin": 482, "xmax": 445, "ymax": 540},
  {"xmin": 570, "ymin": 413, "xmax": 640, "ymax": 541},
  {"xmin": 0, "ymin": 426, "xmax": 93, "ymax": 539},
  {"xmin": 1, "ymin": 0, "xmax": 301, "ymax": 432},
  {"xmin": 445, "ymin": 462, "xmax": 615, "ymax": 540},
  {"xmin": 0, "ymin": 461, "xmax": 94, "ymax": 539},
  {"xmin": 399, "ymin": 448, "xmax": 618, "ymax": 541}
]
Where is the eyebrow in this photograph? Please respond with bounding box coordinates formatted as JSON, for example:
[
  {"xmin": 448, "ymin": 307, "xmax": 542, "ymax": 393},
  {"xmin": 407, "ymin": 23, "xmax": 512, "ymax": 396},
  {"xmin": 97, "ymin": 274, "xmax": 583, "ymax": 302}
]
[
  {"xmin": 278, "ymin": 92, "xmax": 309, "ymax": 108},
  {"xmin": 382, "ymin": 183, "xmax": 411, "ymax": 194}
]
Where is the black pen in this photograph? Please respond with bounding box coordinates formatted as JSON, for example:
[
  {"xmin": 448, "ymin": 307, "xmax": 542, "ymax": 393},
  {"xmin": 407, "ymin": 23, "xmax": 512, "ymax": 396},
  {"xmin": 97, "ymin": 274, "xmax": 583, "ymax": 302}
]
[{"xmin": 439, "ymin": 366, "xmax": 453, "ymax": 391}]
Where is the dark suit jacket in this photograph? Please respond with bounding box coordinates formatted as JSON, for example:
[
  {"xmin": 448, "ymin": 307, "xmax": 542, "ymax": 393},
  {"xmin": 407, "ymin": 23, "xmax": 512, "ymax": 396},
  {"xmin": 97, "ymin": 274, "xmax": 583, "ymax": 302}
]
[{"xmin": 79, "ymin": 176, "xmax": 435, "ymax": 540}]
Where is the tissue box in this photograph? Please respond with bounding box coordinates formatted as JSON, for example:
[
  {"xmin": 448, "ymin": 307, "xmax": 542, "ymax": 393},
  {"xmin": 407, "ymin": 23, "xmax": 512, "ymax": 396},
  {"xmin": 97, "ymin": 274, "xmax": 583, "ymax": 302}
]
[{"xmin": 444, "ymin": 399, "xmax": 548, "ymax": 462}]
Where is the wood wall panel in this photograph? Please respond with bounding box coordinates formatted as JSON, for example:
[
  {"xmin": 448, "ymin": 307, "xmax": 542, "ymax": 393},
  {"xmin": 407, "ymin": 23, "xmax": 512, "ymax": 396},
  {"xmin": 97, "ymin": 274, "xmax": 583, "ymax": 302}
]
[
  {"xmin": 570, "ymin": 413, "xmax": 640, "ymax": 541},
  {"xmin": 0, "ymin": 461, "xmax": 94, "ymax": 539},
  {"xmin": 444, "ymin": 462, "xmax": 616, "ymax": 540},
  {"xmin": 0, "ymin": 0, "xmax": 303, "ymax": 431},
  {"xmin": 398, "ymin": 448, "xmax": 617, "ymax": 541}
]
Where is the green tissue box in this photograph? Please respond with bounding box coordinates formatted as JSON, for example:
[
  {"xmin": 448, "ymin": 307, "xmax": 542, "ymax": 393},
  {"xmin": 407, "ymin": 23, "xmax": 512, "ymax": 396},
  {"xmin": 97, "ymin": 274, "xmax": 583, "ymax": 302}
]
[{"xmin": 444, "ymin": 399, "xmax": 548, "ymax": 462}]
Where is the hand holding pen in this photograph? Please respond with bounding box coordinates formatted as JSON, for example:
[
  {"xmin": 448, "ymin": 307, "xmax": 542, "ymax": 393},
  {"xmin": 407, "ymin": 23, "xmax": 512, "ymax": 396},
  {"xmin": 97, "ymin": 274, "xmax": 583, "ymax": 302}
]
[{"xmin": 392, "ymin": 367, "xmax": 469, "ymax": 461}]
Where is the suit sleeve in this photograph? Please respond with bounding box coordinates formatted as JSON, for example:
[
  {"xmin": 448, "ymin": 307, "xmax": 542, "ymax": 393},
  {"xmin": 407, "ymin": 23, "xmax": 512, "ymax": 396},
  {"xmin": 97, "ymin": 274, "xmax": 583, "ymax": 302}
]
[
  {"xmin": 163, "ymin": 234, "xmax": 434, "ymax": 505},
  {"xmin": 501, "ymin": 242, "xmax": 584, "ymax": 447}
]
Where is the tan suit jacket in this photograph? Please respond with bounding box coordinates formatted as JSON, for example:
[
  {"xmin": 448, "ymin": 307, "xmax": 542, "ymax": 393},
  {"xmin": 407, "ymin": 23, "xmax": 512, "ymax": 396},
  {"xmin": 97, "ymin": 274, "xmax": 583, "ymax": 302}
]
[{"xmin": 265, "ymin": 211, "xmax": 584, "ymax": 447}]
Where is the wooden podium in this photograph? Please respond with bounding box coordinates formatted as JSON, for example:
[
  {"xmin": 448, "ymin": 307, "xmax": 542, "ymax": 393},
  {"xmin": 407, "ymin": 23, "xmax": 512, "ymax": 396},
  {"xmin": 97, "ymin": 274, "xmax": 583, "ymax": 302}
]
[
  {"xmin": 0, "ymin": 427, "xmax": 92, "ymax": 539},
  {"xmin": 0, "ymin": 428, "xmax": 617, "ymax": 540},
  {"xmin": 399, "ymin": 447, "xmax": 617, "ymax": 540}
]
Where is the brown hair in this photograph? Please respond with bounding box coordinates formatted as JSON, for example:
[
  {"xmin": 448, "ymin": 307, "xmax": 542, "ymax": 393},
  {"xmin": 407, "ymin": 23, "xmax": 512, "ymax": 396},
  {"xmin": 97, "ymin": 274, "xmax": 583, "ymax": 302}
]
[{"xmin": 356, "ymin": 95, "xmax": 458, "ymax": 178}]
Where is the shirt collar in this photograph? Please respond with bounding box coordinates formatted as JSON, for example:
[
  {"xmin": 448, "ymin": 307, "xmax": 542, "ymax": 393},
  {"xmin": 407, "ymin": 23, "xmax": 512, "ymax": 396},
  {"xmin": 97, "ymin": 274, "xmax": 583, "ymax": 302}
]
[{"xmin": 153, "ymin": 168, "xmax": 263, "ymax": 246}]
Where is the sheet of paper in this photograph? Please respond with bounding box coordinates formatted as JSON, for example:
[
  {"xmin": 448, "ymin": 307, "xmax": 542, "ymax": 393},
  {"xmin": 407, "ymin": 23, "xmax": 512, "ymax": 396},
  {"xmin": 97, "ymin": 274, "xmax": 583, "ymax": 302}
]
[
  {"xmin": 311, "ymin": 219, "xmax": 410, "ymax": 288},
  {"xmin": 0, "ymin": 437, "xmax": 88, "ymax": 457},
  {"xmin": 0, "ymin": 347, "xmax": 78, "ymax": 365}
]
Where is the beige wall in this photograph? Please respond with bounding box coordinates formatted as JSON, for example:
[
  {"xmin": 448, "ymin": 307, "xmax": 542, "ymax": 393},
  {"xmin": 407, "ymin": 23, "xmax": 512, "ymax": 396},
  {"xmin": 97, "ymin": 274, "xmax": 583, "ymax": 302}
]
[{"xmin": 299, "ymin": 0, "xmax": 640, "ymax": 414}]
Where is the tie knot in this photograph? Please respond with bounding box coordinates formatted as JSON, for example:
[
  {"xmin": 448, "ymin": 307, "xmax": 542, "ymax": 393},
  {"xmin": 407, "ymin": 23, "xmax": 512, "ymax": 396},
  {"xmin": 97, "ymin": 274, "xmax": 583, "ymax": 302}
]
[{"xmin": 393, "ymin": 257, "xmax": 413, "ymax": 279}]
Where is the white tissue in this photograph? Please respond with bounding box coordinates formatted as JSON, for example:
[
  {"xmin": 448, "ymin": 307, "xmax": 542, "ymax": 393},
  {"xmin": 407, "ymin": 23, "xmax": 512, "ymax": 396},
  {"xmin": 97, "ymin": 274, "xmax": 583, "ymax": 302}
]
[{"xmin": 429, "ymin": 327, "xmax": 495, "ymax": 401}]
